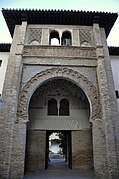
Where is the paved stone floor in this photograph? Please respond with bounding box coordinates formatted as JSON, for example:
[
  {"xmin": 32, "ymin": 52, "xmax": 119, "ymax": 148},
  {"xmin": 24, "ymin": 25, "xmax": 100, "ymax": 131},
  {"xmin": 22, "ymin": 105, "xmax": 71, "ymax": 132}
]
[{"xmin": 24, "ymin": 159, "xmax": 103, "ymax": 179}]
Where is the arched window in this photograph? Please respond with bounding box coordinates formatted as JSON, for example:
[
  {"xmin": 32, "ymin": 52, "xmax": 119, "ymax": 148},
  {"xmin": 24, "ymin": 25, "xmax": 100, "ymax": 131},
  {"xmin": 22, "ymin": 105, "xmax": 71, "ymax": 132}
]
[
  {"xmin": 49, "ymin": 30, "xmax": 60, "ymax": 45},
  {"xmin": 59, "ymin": 98, "xmax": 69, "ymax": 116},
  {"xmin": 61, "ymin": 31, "xmax": 72, "ymax": 46},
  {"xmin": 48, "ymin": 98, "xmax": 58, "ymax": 115}
]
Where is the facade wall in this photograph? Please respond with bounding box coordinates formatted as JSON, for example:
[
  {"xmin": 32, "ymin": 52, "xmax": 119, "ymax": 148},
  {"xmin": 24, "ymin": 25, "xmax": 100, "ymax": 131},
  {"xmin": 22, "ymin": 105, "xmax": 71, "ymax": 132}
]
[{"xmin": 0, "ymin": 20, "xmax": 119, "ymax": 179}]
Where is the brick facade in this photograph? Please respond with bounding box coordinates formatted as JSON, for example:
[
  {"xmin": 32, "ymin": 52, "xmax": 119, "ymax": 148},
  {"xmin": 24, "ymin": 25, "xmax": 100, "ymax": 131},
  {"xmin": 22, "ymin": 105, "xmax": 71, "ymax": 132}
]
[
  {"xmin": 0, "ymin": 10, "xmax": 119, "ymax": 179},
  {"xmin": 25, "ymin": 130, "xmax": 46, "ymax": 172}
]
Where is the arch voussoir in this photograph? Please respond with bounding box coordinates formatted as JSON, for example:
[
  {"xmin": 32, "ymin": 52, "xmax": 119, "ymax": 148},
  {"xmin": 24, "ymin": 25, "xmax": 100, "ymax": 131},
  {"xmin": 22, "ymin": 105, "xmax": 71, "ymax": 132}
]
[{"xmin": 17, "ymin": 67, "xmax": 101, "ymax": 121}]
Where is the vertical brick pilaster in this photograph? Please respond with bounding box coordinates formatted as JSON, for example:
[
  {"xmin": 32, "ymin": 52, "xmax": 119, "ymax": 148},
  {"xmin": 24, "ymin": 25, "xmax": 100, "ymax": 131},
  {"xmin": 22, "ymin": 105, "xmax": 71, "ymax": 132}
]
[
  {"xmin": 93, "ymin": 23, "xmax": 119, "ymax": 178},
  {"xmin": 0, "ymin": 22, "xmax": 27, "ymax": 178},
  {"xmin": 101, "ymin": 28, "xmax": 119, "ymax": 173},
  {"xmin": 9, "ymin": 119, "xmax": 27, "ymax": 179}
]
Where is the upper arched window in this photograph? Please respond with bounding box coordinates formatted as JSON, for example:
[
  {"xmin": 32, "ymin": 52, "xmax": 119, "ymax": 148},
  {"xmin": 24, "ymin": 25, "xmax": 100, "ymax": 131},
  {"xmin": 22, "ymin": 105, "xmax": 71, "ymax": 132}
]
[
  {"xmin": 61, "ymin": 31, "xmax": 72, "ymax": 46},
  {"xmin": 49, "ymin": 31, "xmax": 60, "ymax": 45},
  {"xmin": 59, "ymin": 98, "xmax": 69, "ymax": 116},
  {"xmin": 48, "ymin": 98, "xmax": 58, "ymax": 115}
]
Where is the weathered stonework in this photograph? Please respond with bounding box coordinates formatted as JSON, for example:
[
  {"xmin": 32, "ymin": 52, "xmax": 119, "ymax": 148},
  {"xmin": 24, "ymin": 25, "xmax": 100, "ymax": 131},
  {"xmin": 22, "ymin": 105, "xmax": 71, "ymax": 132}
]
[
  {"xmin": 23, "ymin": 46, "xmax": 96, "ymax": 58},
  {"xmin": 21, "ymin": 65, "xmax": 97, "ymax": 89},
  {"xmin": 0, "ymin": 22, "xmax": 27, "ymax": 179},
  {"xmin": 94, "ymin": 23, "xmax": 119, "ymax": 178},
  {"xmin": 17, "ymin": 67, "xmax": 101, "ymax": 122}
]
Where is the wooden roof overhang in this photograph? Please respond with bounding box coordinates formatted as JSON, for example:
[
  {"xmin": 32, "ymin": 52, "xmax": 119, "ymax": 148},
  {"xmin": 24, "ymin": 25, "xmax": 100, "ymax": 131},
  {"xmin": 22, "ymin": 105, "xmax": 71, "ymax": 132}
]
[
  {"xmin": 0, "ymin": 43, "xmax": 11, "ymax": 52},
  {"xmin": 2, "ymin": 9, "xmax": 118, "ymax": 38},
  {"xmin": 108, "ymin": 47, "xmax": 119, "ymax": 56}
]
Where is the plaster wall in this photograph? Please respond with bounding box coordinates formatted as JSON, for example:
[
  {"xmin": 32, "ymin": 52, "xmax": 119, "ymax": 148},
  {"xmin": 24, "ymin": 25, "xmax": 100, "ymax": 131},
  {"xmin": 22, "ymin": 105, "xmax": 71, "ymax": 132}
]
[
  {"xmin": 28, "ymin": 79, "xmax": 90, "ymax": 131},
  {"xmin": 0, "ymin": 52, "xmax": 9, "ymax": 95},
  {"xmin": 110, "ymin": 55, "xmax": 119, "ymax": 113}
]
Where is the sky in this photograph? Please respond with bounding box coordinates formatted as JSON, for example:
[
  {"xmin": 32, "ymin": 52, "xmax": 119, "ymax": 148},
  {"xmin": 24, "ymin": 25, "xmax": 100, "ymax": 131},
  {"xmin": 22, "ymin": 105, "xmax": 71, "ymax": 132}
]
[{"xmin": 0, "ymin": 0, "xmax": 119, "ymax": 46}]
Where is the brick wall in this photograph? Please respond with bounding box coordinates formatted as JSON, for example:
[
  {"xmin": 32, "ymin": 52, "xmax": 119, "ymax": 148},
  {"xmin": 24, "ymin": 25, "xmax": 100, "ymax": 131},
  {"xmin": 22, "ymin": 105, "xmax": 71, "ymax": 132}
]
[
  {"xmin": 25, "ymin": 130, "xmax": 46, "ymax": 172},
  {"xmin": 72, "ymin": 129, "xmax": 93, "ymax": 170}
]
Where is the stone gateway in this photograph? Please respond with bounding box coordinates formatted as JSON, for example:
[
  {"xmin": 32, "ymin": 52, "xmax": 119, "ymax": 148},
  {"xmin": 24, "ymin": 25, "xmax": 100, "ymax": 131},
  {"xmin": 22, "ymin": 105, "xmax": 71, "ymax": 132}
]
[{"xmin": 0, "ymin": 9, "xmax": 119, "ymax": 179}]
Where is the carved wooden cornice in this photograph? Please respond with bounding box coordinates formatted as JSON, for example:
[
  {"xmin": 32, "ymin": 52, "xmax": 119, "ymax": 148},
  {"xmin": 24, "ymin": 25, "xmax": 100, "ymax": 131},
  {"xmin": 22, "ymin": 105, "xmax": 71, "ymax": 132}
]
[{"xmin": 2, "ymin": 9, "xmax": 118, "ymax": 38}]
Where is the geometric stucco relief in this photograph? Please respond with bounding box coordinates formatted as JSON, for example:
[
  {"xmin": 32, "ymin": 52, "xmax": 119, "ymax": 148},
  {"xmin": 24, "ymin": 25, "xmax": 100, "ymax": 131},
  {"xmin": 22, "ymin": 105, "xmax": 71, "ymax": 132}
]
[
  {"xmin": 28, "ymin": 28, "xmax": 42, "ymax": 44},
  {"xmin": 79, "ymin": 29, "xmax": 93, "ymax": 47},
  {"xmin": 17, "ymin": 67, "xmax": 101, "ymax": 121}
]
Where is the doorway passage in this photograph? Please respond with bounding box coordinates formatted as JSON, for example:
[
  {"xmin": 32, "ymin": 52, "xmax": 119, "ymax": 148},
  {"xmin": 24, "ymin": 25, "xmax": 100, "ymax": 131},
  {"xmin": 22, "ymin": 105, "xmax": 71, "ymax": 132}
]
[{"xmin": 45, "ymin": 131, "xmax": 72, "ymax": 170}]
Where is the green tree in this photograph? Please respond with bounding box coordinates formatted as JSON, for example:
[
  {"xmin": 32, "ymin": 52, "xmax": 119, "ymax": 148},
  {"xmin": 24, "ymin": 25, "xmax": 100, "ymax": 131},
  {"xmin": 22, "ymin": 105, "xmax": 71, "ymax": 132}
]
[{"xmin": 57, "ymin": 132, "xmax": 66, "ymax": 156}]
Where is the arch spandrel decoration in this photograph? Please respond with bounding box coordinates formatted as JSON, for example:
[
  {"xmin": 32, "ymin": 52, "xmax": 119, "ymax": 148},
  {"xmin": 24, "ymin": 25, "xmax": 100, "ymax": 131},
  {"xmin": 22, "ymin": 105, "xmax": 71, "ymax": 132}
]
[{"xmin": 17, "ymin": 67, "xmax": 101, "ymax": 121}]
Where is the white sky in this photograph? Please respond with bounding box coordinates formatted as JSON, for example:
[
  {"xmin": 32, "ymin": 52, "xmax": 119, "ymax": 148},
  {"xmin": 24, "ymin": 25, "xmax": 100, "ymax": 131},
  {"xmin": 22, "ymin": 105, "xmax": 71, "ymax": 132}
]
[{"xmin": 0, "ymin": 0, "xmax": 119, "ymax": 46}]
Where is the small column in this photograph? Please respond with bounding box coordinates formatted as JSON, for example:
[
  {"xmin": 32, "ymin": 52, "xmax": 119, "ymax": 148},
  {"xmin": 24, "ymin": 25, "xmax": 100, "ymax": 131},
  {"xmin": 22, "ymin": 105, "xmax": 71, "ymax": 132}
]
[{"xmin": 93, "ymin": 22, "xmax": 119, "ymax": 178}]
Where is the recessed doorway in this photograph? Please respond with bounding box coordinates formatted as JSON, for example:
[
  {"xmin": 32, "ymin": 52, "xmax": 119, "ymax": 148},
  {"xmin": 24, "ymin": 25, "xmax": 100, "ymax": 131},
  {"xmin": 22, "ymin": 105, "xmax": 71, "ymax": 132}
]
[{"xmin": 45, "ymin": 131, "xmax": 72, "ymax": 170}]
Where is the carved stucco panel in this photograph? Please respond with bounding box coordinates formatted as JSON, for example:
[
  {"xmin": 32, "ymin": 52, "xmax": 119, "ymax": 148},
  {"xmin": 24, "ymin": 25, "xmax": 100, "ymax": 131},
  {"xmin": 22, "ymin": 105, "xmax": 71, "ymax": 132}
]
[
  {"xmin": 23, "ymin": 46, "xmax": 96, "ymax": 57},
  {"xmin": 17, "ymin": 67, "xmax": 101, "ymax": 121},
  {"xmin": 79, "ymin": 29, "xmax": 93, "ymax": 46},
  {"xmin": 22, "ymin": 66, "xmax": 97, "ymax": 89},
  {"xmin": 25, "ymin": 28, "xmax": 42, "ymax": 45}
]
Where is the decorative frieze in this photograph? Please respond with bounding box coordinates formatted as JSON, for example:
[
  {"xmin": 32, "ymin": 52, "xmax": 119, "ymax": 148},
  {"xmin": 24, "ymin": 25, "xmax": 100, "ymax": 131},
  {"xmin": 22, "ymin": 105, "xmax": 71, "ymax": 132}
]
[{"xmin": 23, "ymin": 46, "xmax": 96, "ymax": 58}]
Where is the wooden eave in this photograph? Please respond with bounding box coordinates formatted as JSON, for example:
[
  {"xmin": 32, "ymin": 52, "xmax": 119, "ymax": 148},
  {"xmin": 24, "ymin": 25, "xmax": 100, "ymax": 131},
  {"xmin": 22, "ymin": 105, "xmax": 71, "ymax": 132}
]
[
  {"xmin": 0, "ymin": 43, "xmax": 11, "ymax": 52},
  {"xmin": 2, "ymin": 9, "xmax": 118, "ymax": 38},
  {"xmin": 108, "ymin": 47, "xmax": 119, "ymax": 56}
]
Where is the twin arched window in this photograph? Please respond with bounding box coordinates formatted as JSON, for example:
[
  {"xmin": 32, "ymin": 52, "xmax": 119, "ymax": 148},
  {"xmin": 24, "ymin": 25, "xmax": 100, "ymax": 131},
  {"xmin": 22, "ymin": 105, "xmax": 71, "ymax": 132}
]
[
  {"xmin": 48, "ymin": 98, "xmax": 58, "ymax": 115},
  {"xmin": 48, "ymin": 98, "xmax": 69, "ymax": 116},
  {"xmin": 61, "ymin": 31, "xmax": 72, "ymax": 46},
  {"xmin": 59, "ymin": 99, "xmax": 69, "ymax": 115},
  {"xmin": 49, "ymin": 31, "xmax": 60, "ymax": 45},
  {"xmin": 49, "ymin": 30, "xmax": 72, "ymax": 46}
]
